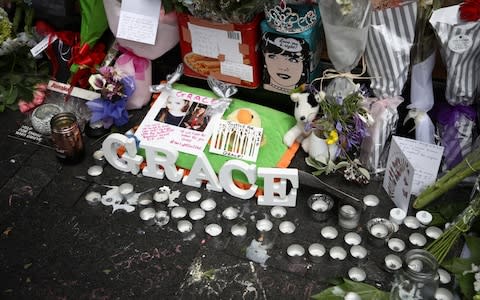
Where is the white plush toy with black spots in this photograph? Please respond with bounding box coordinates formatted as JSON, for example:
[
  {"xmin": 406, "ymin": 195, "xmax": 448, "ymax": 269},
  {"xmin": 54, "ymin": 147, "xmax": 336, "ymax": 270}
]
[{"xmin": 283, "ymin": 92, "xmax": 319, "ymax": 152}]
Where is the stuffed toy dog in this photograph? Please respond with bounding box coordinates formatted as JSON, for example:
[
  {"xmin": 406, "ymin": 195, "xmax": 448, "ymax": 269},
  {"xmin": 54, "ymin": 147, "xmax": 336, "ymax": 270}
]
[{"xmin": 283, "ymin": 92, "xmax": 319, "ymax": 152}]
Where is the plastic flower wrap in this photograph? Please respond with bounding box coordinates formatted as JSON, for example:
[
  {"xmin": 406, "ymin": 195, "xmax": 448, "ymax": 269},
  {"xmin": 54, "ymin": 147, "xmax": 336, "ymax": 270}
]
[
  {"xmin": 86, "ymin": 66, "xmax": 135, "ymax": 128},
  {"xmin": 430, "ymin": 4, "xmax": 480, "ymax": 169},
  {"xmin": 404, "ymin": 0, "xmax": 441, "ymax": 145},
  {"xmin": 359, "ymin": 0, "xmax": 418, "ymax": 174},
  {"xmin": 176, "ymin": 0, "xmax": 266, "ymax": 24},
  {"xmin": 305, "ymin": 84, "xmax": 372, "ymax": 184},
  {"xmin": 318, "ymin": 0, "xmax": 372, "ymax": 72}
]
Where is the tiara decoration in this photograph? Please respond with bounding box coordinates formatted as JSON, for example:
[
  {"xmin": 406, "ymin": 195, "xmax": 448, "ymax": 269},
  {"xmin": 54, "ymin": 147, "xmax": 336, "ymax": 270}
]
[{"xmin": 264, "ymin": 2, "xmax": 319, "ymax": 34}]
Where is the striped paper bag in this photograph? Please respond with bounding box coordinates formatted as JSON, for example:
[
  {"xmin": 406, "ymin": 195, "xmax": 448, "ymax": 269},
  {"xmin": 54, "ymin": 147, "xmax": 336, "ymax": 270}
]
[
  {"xmin": 361, "ymin": 1, "xmax": 418, "ymax": 173},
  {"xmin": 430, "ymin": 5, "xmax": 480, "ymax": 169}
]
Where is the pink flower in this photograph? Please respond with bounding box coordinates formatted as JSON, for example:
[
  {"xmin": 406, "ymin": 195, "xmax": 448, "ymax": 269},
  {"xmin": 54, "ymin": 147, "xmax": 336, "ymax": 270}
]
[
  {"xmin": 33, "ymin": 90, "xmax": 45, "ymax": 100},
  {"xmin": 18, "ymin": 100, "xmax": 34, "ymax": 113},
  {"xmin": 32, "ymin": 95, "xmax": 45, "ymax": 106},
  {"xmin": 34, "ymin": 83, "xmax": 48, "ymax": 92}
]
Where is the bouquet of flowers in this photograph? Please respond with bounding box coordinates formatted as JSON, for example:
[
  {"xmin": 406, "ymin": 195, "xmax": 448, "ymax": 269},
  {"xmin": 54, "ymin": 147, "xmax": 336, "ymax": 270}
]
[
  {"xmin": 168, "ymin": 0, "xmax": 266, "ymax": 23},
  {"xmin": 86, "ymin": 66, "xmax": 135, "ymax": 128},
  {"xmin": 305, "ymin": 84, "xmax": 372, "ymax": 184},
  {"xmin": 0, "ymin": 2, "xmax": 49, "ymax": 112}
]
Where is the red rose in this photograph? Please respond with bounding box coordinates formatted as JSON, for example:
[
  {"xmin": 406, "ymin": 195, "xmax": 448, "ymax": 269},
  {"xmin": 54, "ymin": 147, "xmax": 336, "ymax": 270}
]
[{"xmin": 460, "ymin": 0, "xmax": 480, "ymax": 22}]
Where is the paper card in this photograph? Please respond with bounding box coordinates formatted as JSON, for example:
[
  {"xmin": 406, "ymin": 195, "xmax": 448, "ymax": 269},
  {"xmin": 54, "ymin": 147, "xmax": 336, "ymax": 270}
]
[
  {"xmin": 30, "ymin": 34, "xmax": 58, "ymax": 57},
  {"xmin": 209, "ymin": 119, "xmax": 263, "ymax": 162},
  {"xmin": 134, "ymin": 89, "xmax": 227, "ymax": 155},
  {"xmin": 116, "ymin": 0, "xmax": 160, "ymax": 45},
  {"xmin": 383, "ymin": 136, "xmax": 444, "ymax": 212}
]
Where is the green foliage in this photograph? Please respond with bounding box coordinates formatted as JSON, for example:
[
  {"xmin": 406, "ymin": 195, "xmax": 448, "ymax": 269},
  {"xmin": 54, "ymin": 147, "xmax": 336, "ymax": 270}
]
[
  {"xmin": 442, "ymin": 235, "xmax": 480, "ymax": 300},
  {"xmin": 311, "ymin": 279, "xmax": 390, "ymax": 300}
]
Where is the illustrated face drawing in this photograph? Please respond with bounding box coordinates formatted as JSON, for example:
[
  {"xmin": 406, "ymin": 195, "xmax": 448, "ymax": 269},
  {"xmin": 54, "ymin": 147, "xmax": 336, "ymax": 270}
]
[{"xmin": 262, "ymin": 33, "xmax": 309, "ymax": 91}]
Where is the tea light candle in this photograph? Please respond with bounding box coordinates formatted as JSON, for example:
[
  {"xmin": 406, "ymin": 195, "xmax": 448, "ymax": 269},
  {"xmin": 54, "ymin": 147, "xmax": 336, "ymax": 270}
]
[
  {"xmin": 87, "ymin": 165, "xmax": 103, "ymax": 177},
  {"xmin": 85, "ymin": 191, "xmax": 101, "ymax": 206},
  {"xmin": 349, "ymin": 245, "xmax": 367, "ymax": 259},
  {"xmin": 189, "ymin": 208, "xmax": 206, "ymax": 221},
  {"xmin": 286, "ymin": 244, "xmax": 305, "ymax": 263},
  {"xmin": 389, "ymin": 207, "xmax": 407, "ymax": 225},
  {"xmin": 231, "ymin": 223, "xmax": 247, "ymax": 238},
  {"xmin": 177, "ymin": 220, "xmax": 193, "ymax": 233},
  {"xmin": 171, "ymin": 206, "xmax": 187, "ymax": 220},
  {"xmin": 307, "ymin": 194, "xmax": 334, "ymax": 222},
  {"xmin": 329, "ymin": 246, "xmax": 347, "ymax": 261},
  {"xmin": 92, "ymin": 149, "xmax": 106, "ymax": 166},
  {"xmin": 186, "ymin": 190, "xmax": 202, "ymax": 202},
  {"xmin": 385, "ymin": 254, "xmax": 402, "ymax": 271},
  {"xmin": 222, "ymin": 206, "xmax": 240, "ymax": 220},
  {"xmin": 155, "ymin": 210, "xmax": 170, "ymax": 226},
  {"xmin": 200, "ymin": 198, "xmax": 217, "ymax": 212},
  {"xmin": 362, "ymin": 194, "xmax": 379, "ymax": 207},
  {"xmin": 415, "ymin": 210, "xmax": 433, "ymax": 226},
  {"xmin": 139, "ymin": 207, "xmax": 156, "ymax": 226},
  {"xmin": 153, "ymin": 190, "xmax": 169, "ymax": 202},
  {"xmin": 308, "ymin": 243, "xmax": 325, "ymax": 263},
  {"xmin": 312, "ymin": 199, "xmax": 329, "ymax": 212},
  {"xmin": 338, "ymin": 205, "xmax": 360, "ymax": 230},
  {"xmin": 279, "ymin": 221, "xmax": 296, "ymax": 234},
  {"xmin": 344, "ymin": 232, "xmax": 362, "ymax": 246},
  {"xmin": 371, "ymin": 223, "xmax": 388, "ymax": 238},
  {"xmin": 118, "ymin": 183, "xmax": 134, "ymax": 199},
  {"xmin": 348, "ymin": 267, "xmax": 366, "ymax": 282},
  {"xmin": 270, "ymin": 206, "xmax": 287, "ymax": 219},
  {"xmin": 256, "ymin": 219, "xmax": 274, "ymax": 248},
  {"xmin": 205, "ymin": 223, "xmax": 222, "ymax": 237}
]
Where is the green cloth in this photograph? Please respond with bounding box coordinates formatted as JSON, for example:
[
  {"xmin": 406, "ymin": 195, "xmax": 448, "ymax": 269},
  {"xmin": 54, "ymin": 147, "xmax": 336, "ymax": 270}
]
[{"xmin": 141, "ymin": 83, "xmax": 297, "ymax": 187}]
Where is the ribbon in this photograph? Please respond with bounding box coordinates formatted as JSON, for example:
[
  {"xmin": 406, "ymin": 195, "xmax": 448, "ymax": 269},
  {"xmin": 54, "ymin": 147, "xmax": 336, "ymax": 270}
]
[
  {"xmin": 435, "ymin": 102, "xmax": 476, "ymax": 169},
  {"xmin": 35, "ymin": 20, "xmax": 80, "ymax": 79},
  {"xmin": 150, "ymin": 63, "xmax": 184, "ymax": 93},
  {"xmin": 116, "ymin": 46, "xmax": 149, "ymax": 81},
  {"xmin": 69, "ymin": 42, "xmax": 106, "ymax": 89},
  {"xmin": 86, "ymin": 98, "xmax": 129, "ymax": 128},
  {"xmin": 310, "ymin": 56, "xmax": 376, "ymax": 92}
]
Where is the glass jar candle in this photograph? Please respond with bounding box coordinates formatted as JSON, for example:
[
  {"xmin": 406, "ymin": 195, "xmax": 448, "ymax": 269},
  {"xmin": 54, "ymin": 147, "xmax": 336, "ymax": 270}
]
[
  {"xmin": 338, "ymin": 204, "xmax": 360, "ymax": 230},
  {"xmin": 390, "ymin": 249, "xmax": 439, "ymax": 300}
]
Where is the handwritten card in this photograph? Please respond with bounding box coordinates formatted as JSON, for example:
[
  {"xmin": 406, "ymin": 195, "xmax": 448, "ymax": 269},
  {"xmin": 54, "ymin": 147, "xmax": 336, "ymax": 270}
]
[
  {"xmin": 209, "ymin": 120, "xmax": 263, "ymax": 162},
  {"xmin": 383, "ymin": 136, "xmax": 444, "ymax": 212},
  {"xmin": 116, "ymin": 0, "xmax": 160, "ymax": 45},
  {"xmin": 135, "ymin": 89, "xmax": 227, "ymax": 156}
]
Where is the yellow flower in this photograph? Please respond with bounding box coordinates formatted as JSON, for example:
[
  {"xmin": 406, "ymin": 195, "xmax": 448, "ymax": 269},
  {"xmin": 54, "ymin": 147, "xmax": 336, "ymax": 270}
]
[{"xmin": 326, "ymin": 130, "xmax": 338, "ymax": 145}]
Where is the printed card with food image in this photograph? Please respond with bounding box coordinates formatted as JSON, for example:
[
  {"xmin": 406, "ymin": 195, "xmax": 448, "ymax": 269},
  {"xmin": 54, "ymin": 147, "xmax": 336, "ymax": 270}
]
[{"xmin": 135, "ymin": 89, "xmax": 227, "ymax": 155}]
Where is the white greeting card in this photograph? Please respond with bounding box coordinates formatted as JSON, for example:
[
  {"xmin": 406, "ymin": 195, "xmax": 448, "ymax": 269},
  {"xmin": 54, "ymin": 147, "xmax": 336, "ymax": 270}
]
[
  {"xmin": 209, "ymin": 119, "xmax": 263, "ymax": 162},
  {"xmin": 383, "ymin": 136, "xmax": 444, "ymax": 212},
  {"xmin": 135, "ymin": 89, "xmax": 226, "ymax": 155},
  {"xmin": 116, "ymin": 0, "xmax": 160, "ymax": 45}
]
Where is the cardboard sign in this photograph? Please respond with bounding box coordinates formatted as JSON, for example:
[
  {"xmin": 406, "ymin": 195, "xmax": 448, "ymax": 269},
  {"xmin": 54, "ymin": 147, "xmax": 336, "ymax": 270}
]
[
  {"xmin": 116, "ymin": 0, "xmax": 160, "ymax": 45},
  {"xmin": 383, "ymin": 136, "xmax": 444, "ymax": 212}
]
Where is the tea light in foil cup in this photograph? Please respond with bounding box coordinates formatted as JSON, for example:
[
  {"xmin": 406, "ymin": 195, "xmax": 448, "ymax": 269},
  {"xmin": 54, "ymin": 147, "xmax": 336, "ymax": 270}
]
[
  {"xmin": 409, "ymin": 232, "xmax": 427, "ymax": 247},
  {"xmin": 205, "ymin": 223, "xmax": 224, "ymax": 249},
  {"xmin": 308, "ymin": 243, "xmax": 326, "ymax": 263},
  {"xmin": 231, "ymin": 223, "xmax": 247, "ymax": 238},
  {"xmin": 321, "ymin": 226, "xmax": 338, "ymax": 240},
  {"xmin": 222, "ymin": 206, "xmax": 240, "ymax": 220},
  {"xmin": 437, "ymin": 268, "xmax": 451, "ymax": 284},
  {"xmin": 189, "ymin": 208, "xmax": 206, "ymax": 221},
  {"xmin": 286, "ymin": 244, "xmax": 305, "ymax": 264},
  {"xmin": 366, "ymin": 218, "xmax": 395, "ymax": 246},
  {"xmin": 348, "ymin": 267, "xmax": 366, "ymax": 282},
  {"xmin": 92, "ymin": 149, "xmax": 106, "ymax": 166},
  {"xmin": 87, "ymin": 165, "xmax": 103, "ymax": 177},
  {"xmin": 256, "ymin": 219, "xmax": 274, "ymax": 248},
  {"xmin": 85, "ymin": 191, "xmax": 101, "ymax": 206},
  {"xmin": 362, "ymin": 194, "xmax": 379, "ymax": 207},
  {"xmin": 118, "ymin": 183, "xmax": 134, "ymax": 200},
  {"xmin": 403, "ymin": 216, "xmax": 421, "ymax": 229},
  {"xmin": 426, "ymin": 226, "xmax": 443, "ymax": 240},
  {"xmin": 186, "ymin": 190, "xmax": 202, "ymax": 202},
  {"xmin": 279, "ymin": 221, "xmax": 296, "ymax": 234},
  {"xmin": 344, "ymin": 232, "xmax": 362, "ymax": 246},
  {"xmin": 200, "ymin": 198, "xmax": 217, "ymax": 212},
  {"xmin": 385, "ymin": 254, "xmax": 402, "ymax": 271},
  {"xmin": 171, "ymin": 206, "xmax": 187, "ymax": 220},
  {"xmin": 307, "ymin": 193, "xmax": 334, "ymax": 222},
  {"xmin": 270, "ymin": 206, "xmax": 287, "ymax": 219},
  {"xmin": 389, "ymin": 207, "xmax": 407, "ymax": 225},
  {"xmin": 137, "ymin": 193, "xmax": 152, "ymax": 208},
  {"xmin": 344, "ymin": 292, "xmax": 361, "ymax": 300},
  {"xmin": 153, "ymin": 190, "xmax": 169, "ymax": 203},
  {"xmin": 329, "ymin": 246, "xmax": 347, "ymax": 261},
  {"xmin": 435, "ymin": 288, "xmax": 453, "ymax": 300},
  {"xmin": 338, "ymin": 204, "xmax": 361, "ymax": 230},
  {"xmin": 388, "ymin": 238, "xmax": 406, "ymax": 253},
  {"xmin": 155, "ymin": 210, "xmax": 170, "ymax": 226},
  {"xmin": 349, "ymin": 245, "xmax": 367, "ymax": 259},
  {"xmin": 415, "ymin": 210, "xmax": 433, "ymax": 226},
  {"xmin": 177, "ymin": 220, "xmax": 193, "ymax": 233},
  {"xmin": 139, "ymin": 207, "xmax": 156, "ymax": 226}
]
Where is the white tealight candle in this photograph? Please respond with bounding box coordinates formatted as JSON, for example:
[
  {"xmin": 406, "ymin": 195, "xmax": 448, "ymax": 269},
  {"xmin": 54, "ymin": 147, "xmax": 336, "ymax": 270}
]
[
  {"xmin": 311, "ymin": 199, "xmax": 328, "ymax": 212},
  {"xmin": 389, "ymin": 207, "xmax": 407, "ymax": 225},
  {"xmin": 371, "ymin": 223, "xmax": 388, "ymax": 238}
]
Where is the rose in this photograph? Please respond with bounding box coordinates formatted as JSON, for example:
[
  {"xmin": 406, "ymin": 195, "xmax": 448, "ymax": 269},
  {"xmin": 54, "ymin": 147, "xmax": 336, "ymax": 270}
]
[{"xmin": 460, "ymin": 0, "xmax": 480, "ymax": 22}]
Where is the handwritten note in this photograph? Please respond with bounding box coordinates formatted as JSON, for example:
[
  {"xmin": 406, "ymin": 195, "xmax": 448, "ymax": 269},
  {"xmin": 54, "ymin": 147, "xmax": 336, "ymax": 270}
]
[
  {"xmin": 116, "ymin": 0, "xmax": 160, "ymax": 45},
  {"xmin": 383, "ymin": 136, "xmax": 444, "ymax": 211}
]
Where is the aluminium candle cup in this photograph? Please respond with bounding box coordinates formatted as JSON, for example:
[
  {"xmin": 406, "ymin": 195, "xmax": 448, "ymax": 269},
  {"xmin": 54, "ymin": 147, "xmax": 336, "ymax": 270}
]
[
  {"xmin": 85, "ymin": 191, "xmax": 101, "ymax": 206},
  {"xmin": 435, "ymin": 288, "xmax": 454, "ymax": 300},
  {"xmin": 409, "ymin": 232, "xmax": 427, "ymax": 248},
  {"xmin": 177, "ymin": 220, "xmax": 194, "ymax": 240},
  {"xmin": 256, "ymin": 219, "xmax": 274, "ymax": 249},
  {"xmin": 189, "ymin": 208, "xmax": 206, "ymax": 235},
  {"xmin": 308, "ymin": 243, "xmax": 326, "ymax": 263},
  {"xmin": 286, "ymin": 244, "xmax": 305, "ymax": 264},
  {"xmin": 230, "ymin": 223, "xmax": 248, "ymax": 242},
  {"xmin": 170, "ymin": 206, "xmax": 188, "ymax": 223},
  {"xmin": 349, "ymin": 245, "xmax": 367, "ymax": 260},
  {"xmin": 139, "ymin": 207, "xmax": 157, "ymax": 226},
  {"xmin": 344, "ymin": 232, "xmax": 362, "ymax": 246},
  {"xmin": 153, "ymin": 190, "xmax": 169, "ymax": 203},
  {"xmin": 329, "ymin": 246, "xmax": 347, "ymax": 261},
  {"xmin": 185, "ymin": 190, "xmax": 202, "ymax": 202},
  {"xmin": 307, "ymin": 193, "xmax": 334, "ymax": 222},
  {"xmin": 384, "ymin": 254, "xmax": 403, "ymax": 272},
  {"xmin": 200, "ymin": 198, "xmax": 218, "ymax": 223},
  {"xmin": 205, "ymin": 223, "xmax": 224, "ymax": 250},
  {"xmin": 270, "ymin": 206, "xmax": 287, "ymax": 219},
  {"xmin": 92, "ymin": 149, "xmax": 107, "ymax": 167},
  {"xmin": 366, "ymin": 218, "xmax": 395, "ymax": 247},
  {"xmin": 338, "ymin": 204, "xmax": 361, "ymax": 230},
  {"xmin": 155, "ymin": 210, "xmax": 170, "ymax": 226},
  {"xmin": 118, "ymin": 183, "xmax": 134, "ymax": 201},
  {"xmin": 137, "ymin": 193, "xmax": 153, "ymax": 209},
  {"xmin": 389, "ymin": 207, "xmax": 407, "ymax": 225},
  {"xmin": 221, "ymin": 206, "xmax": 240, "ymax": 230},
  {"xmin": 348, "ymin": 267, "xmax": 366, "ymax": 282},
  {"xmin": 278, "ymin": 221, "xmax": 296, "ymax": 244},
  {"xmin": 415, "ymin": 210, "xmax": 433, "ymax": 226}
]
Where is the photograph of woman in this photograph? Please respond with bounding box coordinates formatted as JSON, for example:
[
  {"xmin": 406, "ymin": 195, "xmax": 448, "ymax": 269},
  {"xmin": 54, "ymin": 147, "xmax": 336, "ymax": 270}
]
[
  {"xmin": 182, "ymin": 104, "xmax": 209, "ymax": 132},
  {"xmin": 261, "ymin": 32, "xmax": 310, "ymax": 94},
  {"xmin": 155, "ymin": 96, "xmax": 191, "ymax": 126}
]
